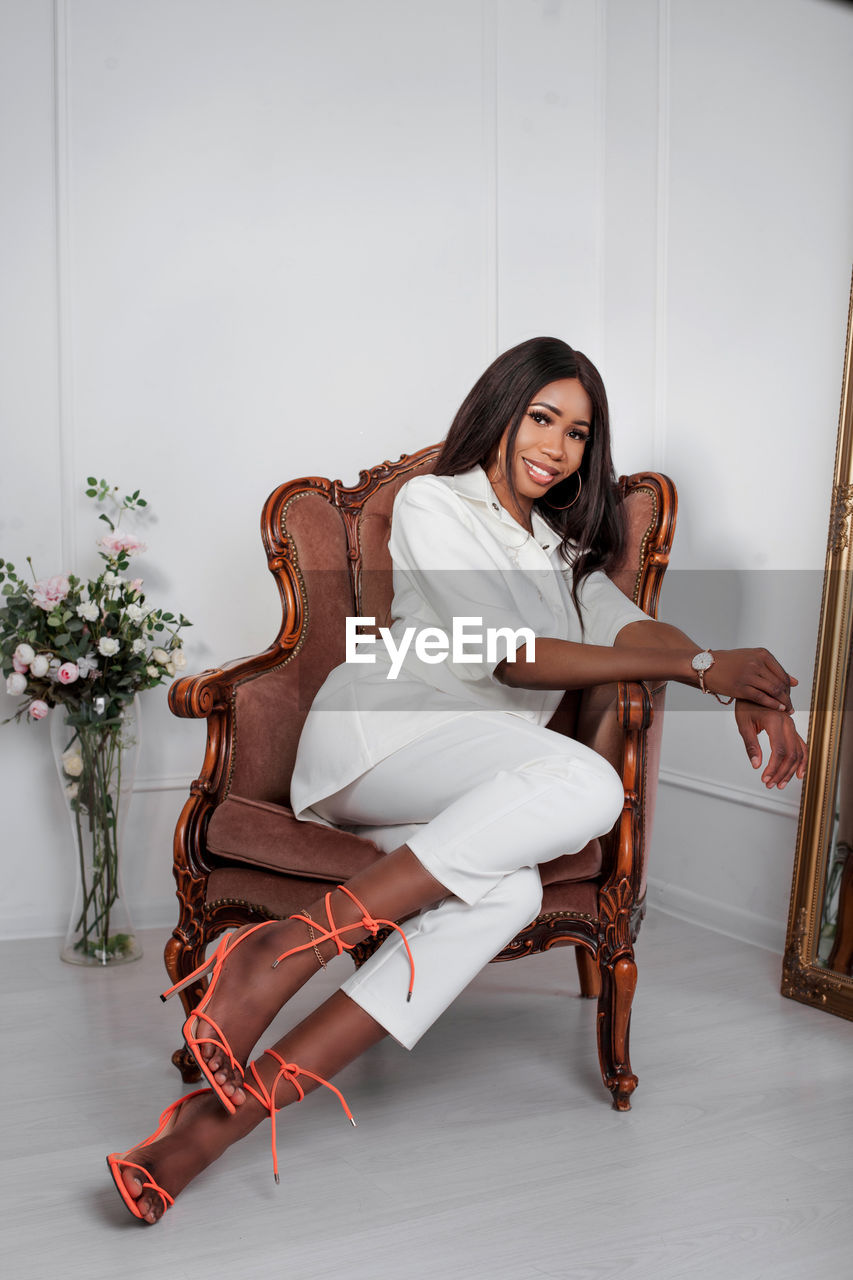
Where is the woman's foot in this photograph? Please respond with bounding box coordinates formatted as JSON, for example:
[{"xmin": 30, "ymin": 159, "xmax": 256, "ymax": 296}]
[
  {"xmin": 188, "ymin": 917, "xmax": 325, "ymax": 1105},
  {"xmin": 113, "ymin": 1089, "xmax": 263, "ymax": 1223},
  {"xmin": 186, "ymin": 873, "xmax": 423, "ymax": 1107}
]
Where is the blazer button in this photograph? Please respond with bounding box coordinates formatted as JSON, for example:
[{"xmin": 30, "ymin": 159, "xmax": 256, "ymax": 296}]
[{"xmin": 491, "ymin": 502, "xmax": 499, "ymax": 512}]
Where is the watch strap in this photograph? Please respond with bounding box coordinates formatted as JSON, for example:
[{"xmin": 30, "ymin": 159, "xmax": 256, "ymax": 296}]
[{"xmin": 698, "ymin": 650, "xmax": 734, "ymax": 705}]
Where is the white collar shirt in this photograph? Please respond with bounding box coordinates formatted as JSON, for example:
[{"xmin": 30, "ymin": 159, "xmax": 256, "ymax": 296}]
[{"xmin": 290, "ymin": 466, "xmax": 647, "ymax": 820}]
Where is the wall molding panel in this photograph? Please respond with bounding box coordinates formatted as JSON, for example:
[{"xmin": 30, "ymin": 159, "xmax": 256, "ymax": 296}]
[
  {"xmin": 133, "ymin": 774, "xmax": 194, "ymax": 795},
  {"xmin": 653, "ymin": 0, "xmax": 670, "ymax": 472},
  {"xmin": 658, "ymin": 767, "xmax": 801, "ymax": 821},
  {"xmin": 646, "ymin": 876, "xmax": 786, "ymax": 955},
  {"xmin": 482, "ymin": 0, "xmax": 499, "ymax": 361},
  {"xmin": 2, "ymin": 0, "xmax": 852, "ymax": 946},
  {"xmin": 52, "ymin": 0, "xmax": 77, "ymax": 569}
]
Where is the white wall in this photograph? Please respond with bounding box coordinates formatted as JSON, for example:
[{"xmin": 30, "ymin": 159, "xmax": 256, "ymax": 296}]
[{"xmin": 1, "ymin": 0, "xmax": 852, "ymax": 951}]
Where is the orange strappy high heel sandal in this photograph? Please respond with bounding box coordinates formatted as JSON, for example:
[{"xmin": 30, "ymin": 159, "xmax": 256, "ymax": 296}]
[
  {"xmin": 160, "ymin": 920, "xmax": 280, "ymax": 1114},
  {"xmin": 107, "ymin": 1088, "xmax": 210, "ymax": 1223},
  {"xmin": 243, "ymin": 1049, "xmax": 356, "ymax": 1183},
  {"xmin": 160, "ymin": 884, "xmax": 414, "ymax": 1114}
]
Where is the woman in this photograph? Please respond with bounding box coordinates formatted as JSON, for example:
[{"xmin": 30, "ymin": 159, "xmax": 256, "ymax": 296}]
[{"xmin": 108, "ymin": 338, "xmax": 806, "ymax": 1223}]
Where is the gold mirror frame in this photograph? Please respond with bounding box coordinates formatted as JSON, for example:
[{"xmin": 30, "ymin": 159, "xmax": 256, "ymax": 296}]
[{"xmin": 782, "ymin": 269, "xmax": 853, "ymax": 1019}]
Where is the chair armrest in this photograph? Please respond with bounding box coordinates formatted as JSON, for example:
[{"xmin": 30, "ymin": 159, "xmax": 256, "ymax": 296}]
[
  {"xmin": 615, "ymin": 680, "xmax": 657, "ymax": 733},
  {"xmin": 169, "ymin": 645, "xmax": 293, "ymax": 719}
]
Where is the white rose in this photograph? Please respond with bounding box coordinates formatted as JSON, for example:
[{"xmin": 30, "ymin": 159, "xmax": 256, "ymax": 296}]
[
  {"xmin": 14, "ymin": 643, "xmax": 35, "ymax": 666},
  {"xmin": 146, "ymin": 664, "xmax": 161, "ymax": 679},
  {"xmin": 30, "ymin": 654, "xmax": 50, "ymax": 678},
  {"xmin": 131, "ymin": 638, "xmax": 146, "ymax": 655},
  {"xmin": 98, "ymin": 636, "xmax": 120, "ymax": 656},
  {"xmin": 76, "ymin": 600, "xmax": 100, "ymax": 622},
  {"xmin": 61, "ymin": 749, "xmax": 84, "ymax": 777},
  {"xmin": 126, "ymin": 603, "xmax": 147, "ymax": 624},
  {"xmin": 103, "ymin": 571, "xmax": 124, "ymax": 588},
  {"xmin": 5, "ymin": 672, "xmax": 27, "ymax": 696},
  {"xmin": 64, "ymin": 782, "xmax": 79, "ymax": 800},
  {"xmin": 165, "ymin": 660, "xmax": 176, "ymax": 677},
  {"xmin": 151, "ymin": 647, "xmax": 169, "ymax": 664},
  {"xmin": 171, "ymin": 649, "xmax": 187, "ymax": 671},
  {"xmin": 76, "ymin": 652, "xmax": 99, "ymax": 678}
]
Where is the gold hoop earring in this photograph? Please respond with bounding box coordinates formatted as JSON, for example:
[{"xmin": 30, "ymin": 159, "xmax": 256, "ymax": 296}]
[
  {"xmin": 543, "ymin": 472, "xmax": 582, "ymax": 511},
  {"xmin": 490, "ymin": 447, "xmax": 502, "ymax": 481}
]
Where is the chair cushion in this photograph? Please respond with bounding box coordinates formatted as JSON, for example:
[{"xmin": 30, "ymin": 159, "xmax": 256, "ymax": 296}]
[
  {"xmin": 207, "ymin": 793, "xmax": 603, "ymax": 885},
  {"xmin": 207, "ymin": 795, "xmax": 385, "ymax": 881}
]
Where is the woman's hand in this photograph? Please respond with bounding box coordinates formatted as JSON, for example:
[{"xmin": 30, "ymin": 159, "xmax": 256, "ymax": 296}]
[
  {"xmin": 703, "ymin": 648, "xmax": 797, "ymax": 712},
  {"xmin": 735, "ymin": 699, "xmax": 807, "ymax": 788}
]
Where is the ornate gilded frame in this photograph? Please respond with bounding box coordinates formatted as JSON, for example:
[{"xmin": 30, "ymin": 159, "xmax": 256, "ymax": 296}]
[{"xmin": 782, "ymin": 271, "xmax": 853, "ymax": 1019}]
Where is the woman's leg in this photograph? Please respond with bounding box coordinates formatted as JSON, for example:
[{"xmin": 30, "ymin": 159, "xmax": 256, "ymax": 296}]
[
  {"xmin": 196, "ymin": 713, "xmax": 622, "ymax": 1103},
  {"xmin": 192, "ymin": 844, "xmax": 446, "ymax": 1106},
  {"xmin": 117, "ymin": 992, "xmax": 387, "ymax": 1224},
  {"xmin": 341, "ymin": 865, "xmax": 543, "ymax": 1048}
]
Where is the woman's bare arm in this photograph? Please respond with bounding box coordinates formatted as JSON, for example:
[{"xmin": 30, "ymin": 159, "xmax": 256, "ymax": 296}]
[
  {"xmin": 496, "ymin": 615, "xmax": 806, "ymax": 789},
  {"xmin": 615, "ymin": 619, "xmax": 806, "ymax": 787},
  {"xmin": 495, "ymin": 618, "xmax": 795, "ymax": 713}
]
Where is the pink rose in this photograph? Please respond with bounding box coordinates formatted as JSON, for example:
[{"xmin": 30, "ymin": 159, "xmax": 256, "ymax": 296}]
[
  {"xmin": 99, "ymin": 533, "xmax": 147, "ymax": 557},
  {"xmin": 57, "ymin": 662, "xmax": 80, "ymax": 685},
  {"xmin": 33, "ymin": 575, "xmax": 71, "ymax": 612},
  {"xmin": 130, "ymin": 578, "xmax": 144, "ymax": 594},
  {"xmin": 29, "ymin": 700, "xmax": 49, "ymax": 720},
  {"xmin": 13, "ymin": 656, "xmax": 28, "ymax": 674}
]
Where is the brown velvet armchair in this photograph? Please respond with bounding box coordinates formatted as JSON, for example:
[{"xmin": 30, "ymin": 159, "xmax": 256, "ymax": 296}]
[{"xmin": 165, "ymin": 447, "xmax": 677, "ymax": 1111}]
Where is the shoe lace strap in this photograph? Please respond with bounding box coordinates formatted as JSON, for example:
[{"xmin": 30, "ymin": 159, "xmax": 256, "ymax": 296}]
[
  {"xmin": 187, "ymin": 1011, "xmax": 244, "ymax": 1078},
  {"xmin": 117, "ymin": 1160, "xmax": 175, "ymax": 1211},
  {"xmin": 279, "ymin": 884, "xmax": 416, "ymax": 1001},
  {"xmin": 244, "ymin": 1049, "xmax": 356, "ymax": 1183}
]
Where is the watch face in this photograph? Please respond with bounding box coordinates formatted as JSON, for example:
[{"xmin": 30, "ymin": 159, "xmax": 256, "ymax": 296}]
[{"xmin": 692, "ymin": 651, "xmax": 714, "ymax": 672}]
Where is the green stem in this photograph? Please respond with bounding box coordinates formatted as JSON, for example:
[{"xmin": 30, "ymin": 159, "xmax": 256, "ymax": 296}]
[{"xmin": 64, "ymin": 709, "xmax": 131, "ymax": 958}]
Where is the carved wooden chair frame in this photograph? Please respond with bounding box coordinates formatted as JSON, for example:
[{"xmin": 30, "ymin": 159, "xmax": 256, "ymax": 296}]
[{"xmin": 166, "ymin": 447, "xmax": 676, "ymax": 1111}]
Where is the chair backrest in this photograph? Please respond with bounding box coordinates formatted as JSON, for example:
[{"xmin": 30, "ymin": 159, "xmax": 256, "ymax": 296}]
[{"xmin": 225, "ymin": 448, "xmax": 675, "ymax": 806}]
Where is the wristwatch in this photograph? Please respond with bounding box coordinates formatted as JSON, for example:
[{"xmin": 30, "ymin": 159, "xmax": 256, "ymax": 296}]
[
  {"xmin": 691, "ymin": 649, "xmax": 715, "ymax": 693},
  {"xmin": 691, "ymin": 649, "xmax": 734, "ymax": 705}
]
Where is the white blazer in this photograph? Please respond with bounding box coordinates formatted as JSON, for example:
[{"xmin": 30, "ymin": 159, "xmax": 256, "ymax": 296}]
[{"xmin": 290, "ymin": 465, "xmax": 648, "ymax": 820}]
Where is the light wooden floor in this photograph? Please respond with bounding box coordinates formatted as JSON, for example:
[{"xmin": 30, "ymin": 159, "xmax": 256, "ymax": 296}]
[{"xmin": 1, "ymin": 909, "xmax": 850, "ymax": 1280}]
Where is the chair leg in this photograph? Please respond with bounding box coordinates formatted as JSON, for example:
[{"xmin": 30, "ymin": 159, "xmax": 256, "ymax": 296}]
[
  {"xmin": 596, "ymin": 953, "xmax": 639, "ymax": 1111},
  {"xmin": 575, "ymin": 945, "xmax": 601, "ymax": 998}
]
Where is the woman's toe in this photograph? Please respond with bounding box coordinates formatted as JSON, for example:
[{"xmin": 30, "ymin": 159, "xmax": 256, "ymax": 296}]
[
  {"xmin": 141, "ymin": 1195, "xmax": 164, "ymax": 1224},
  {"xmin": 201, "ymin": 1042, "xmax": 221, "ymax": 1071},
  {"xmin": 121, "ymin": 1166, "xmax": 142, "ymax": 1198}
]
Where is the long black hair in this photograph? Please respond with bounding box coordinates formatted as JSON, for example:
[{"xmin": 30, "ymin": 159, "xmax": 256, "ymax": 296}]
[{"xmin": 434, "ymin": 336, "xmax": 625, "ymax": 617}]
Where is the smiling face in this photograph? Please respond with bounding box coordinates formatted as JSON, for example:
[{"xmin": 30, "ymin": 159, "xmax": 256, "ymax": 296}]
[{"xmin": 489, "ymin": 377, "xmax": 592, "ymax": 528}]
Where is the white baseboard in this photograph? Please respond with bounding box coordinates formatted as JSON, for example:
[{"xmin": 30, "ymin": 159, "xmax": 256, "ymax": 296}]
[
  {"xmin": 0, "ymin": 901, "xmax": 177, "ymax": 943},
  {"xmin": 646, "ymin": 876, "xmax": 786, "ymax": 954}
]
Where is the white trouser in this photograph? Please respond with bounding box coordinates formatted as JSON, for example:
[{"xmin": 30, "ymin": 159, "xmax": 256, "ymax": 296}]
[{"xmin": 312, "ymin": 711, "xmax": 623, "ymax": 1048}]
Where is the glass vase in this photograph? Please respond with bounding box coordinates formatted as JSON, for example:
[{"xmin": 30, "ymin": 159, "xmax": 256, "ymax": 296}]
[{"xmin": 50, "ymin": 694, "xmax": 143, "ymax": 965}]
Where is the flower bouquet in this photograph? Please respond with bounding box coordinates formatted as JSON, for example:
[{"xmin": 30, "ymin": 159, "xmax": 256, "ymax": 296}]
[{"xmin": 0, "ymin": 480, "xmax": 191, "ymax": 964}]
